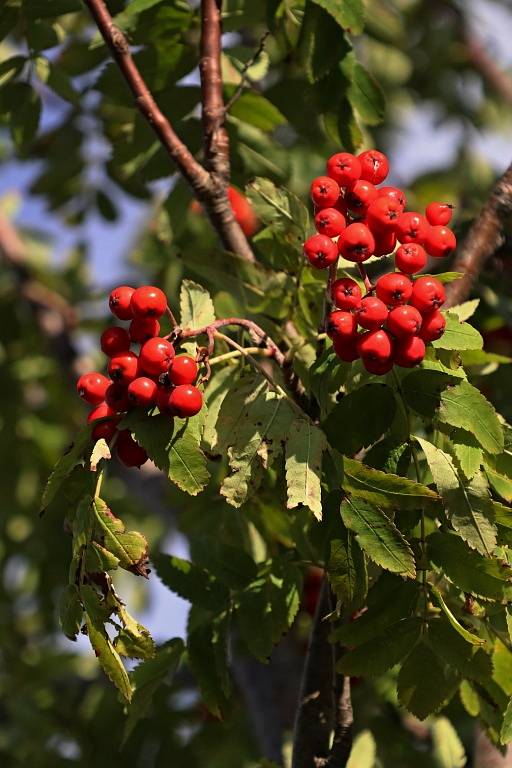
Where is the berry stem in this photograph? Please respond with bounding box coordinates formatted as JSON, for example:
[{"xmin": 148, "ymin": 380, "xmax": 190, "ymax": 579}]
[
  {"xmin": 166, "ymin": 306, "xmax": 178, "ymax": 329},
  {"xmin": 357, "ymin": 263, "xmax": 373, "ymax": 294},
  {"xmin": 177, "ymin": 317, "xmax": 286, "ymax": 366},
  {"xmin": 209, "ymin": 347, "xmax": 273, "ymax": 365}
]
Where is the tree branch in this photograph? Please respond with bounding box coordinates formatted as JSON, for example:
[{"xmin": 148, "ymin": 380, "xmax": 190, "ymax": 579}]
[
  {"xmin": 200, "ymin": 0, "xmax": 229, "ymax": 180},
  {"xmin": 325, "ymin": 676, "xmax": 353, "ymax": 768},
  {"xmin": 445, "ymin": 162, "xmax": 512, "ymax": 307},
  {"xmin": 465, "ymin": 34, "xmax": 512, "ymax": 107}
]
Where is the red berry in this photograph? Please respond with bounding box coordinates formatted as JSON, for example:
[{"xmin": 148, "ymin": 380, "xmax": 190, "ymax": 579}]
[
  {"xmin": 310, "ymin": 176, "xmax": 340, "ymax": 209},
  {"xmin": 100, "ymin": 327, "xmax": 130, "ymax": 357},
  {"xmin": 331, "ymin": 277, "xmax": 362, "ymax": 311},
  {"xmin": 394, "ymin": 336, "xmax": 426, "ymax": 367},
  {"xmin": 377, "ymin": 186, "xmax": 407, "ymax": 209},
  {"xmin": 156, "ymin": 386, "xmax": 172, "ymax": 413},
  {"xmin": 395, "ymin": 212, "xmax": 429, "ymax": 244},
  {"xmin": 304, "ymin": 234, "xmax": 338, "ymax": 269},
  {"xmin": 170, "ymin": 355, "xmax": 198, "ymax": 386},
  {"xmin": 109, "ymin": 286, "xmax": 135, "ymax": 320},
  {"xmin": 127, "ymin": 376, "xmax": 158, "ymax": 407},
  {"xmin": 314, "ymin": 207, "xmax": 346, "ymax": 238},
  {"xmin": 116, "ymin": 430, "xmax": 148, "ymax": 468},
  {"xmin": 326, "ymin": 310, "xmax": 357, "ymax": 340},
  {"xmin": 130, "ymin": 286, "xmax": 167, "ymax": 319},
  {"xmin": 376, "ymin": 273, "xmax": 413, "ymax": 306},
  {"xmin": 426, "ymin": 202, "xmax": 453, "ymax": 226},
  {"xmin": 108, "ymin": 351, "xmax": 139, "ymax": 385},
  {"xmin": 169, "ymin": 385, "xmax": 203, "ymax": 418},
  {"xmin": 92, "ymin": 420, "xmax": 118, "ymax": 442},
  {"xmin": 366, "ymin": 197, "xmax": 402, "ymax": 232},
  {"xmin": 105, "ymin": 382, "xmax": 131, "ymax": 412},
  {"xmin": 419, "ymin": 310, "xmax": 446, "ymax": 342},
  {"xmin": 387, "ymin": 305, "xmax": 423, "ymax": 338},
  {"xmin": 338, "ymin": 223, "xmax": 375, "ymax": 263},
  {"xmin": 139, "ymin": 338, "xmax": 175, "ymax": 376},
  {"xmin": 332, "ymin": 336, "xmax": 359, "ymax": 362},
  {"xmin": 357, "ymin": 150, "xmax": 389, "ymax": 184},
  {"xmin": 356, "ymin": 297, "xmax": 388, "ymax": 330},
  {"xmin": 363, "ymin": 357, "xmax": 393, "ymax": 376},
  {"xmin": 87, "ymin": 402, "xmax": 117, "ymax": 423},
  {"xmin": 344, "ymin": 180, "xmax": 378, "ymax": 213},
  {"xmin": 76, "ymin": 372, "xmax": 110, "ymax": 405},
  {"xmin": 358, "ymin": 329, "xmax": 393, "ymax": 362},
  {"xmin": 373, "ymin": 230, "xmax": 397, "ymax": 257},
  {"xmin": 228, "ymin": 186, "xmax": 259, "ymax": 237},
  {"xmin": 395, "ymin": 243, "xmax": 427, "ymax": 274},
  {"xmin": 326, "ymin": 152, "xmax": 362, "ymax": 186},
  {"xmin": 424, "ymin": 225, "xmax": 456, "ymax": 259},
  {"xmin": 129, "ymin": 317, "xmax": 161, "ymax": 344},
  {"xmin": 410, "ymin": 276, "xmax": 445, "ymax": 314}
]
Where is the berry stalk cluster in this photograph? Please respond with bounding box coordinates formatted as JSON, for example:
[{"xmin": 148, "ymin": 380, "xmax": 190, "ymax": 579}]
[
  {"xmin": 76, "ymin": 285, "xmax": 203, "ymax": 467},
  {"xmin": 304, "ymin": 149, "xmax": 450, "ymax": 374}
]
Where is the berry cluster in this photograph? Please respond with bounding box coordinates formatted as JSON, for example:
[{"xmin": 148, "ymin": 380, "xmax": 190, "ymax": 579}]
[
  {"xmin": 303, "ymin": 149, "xmax": 450, "ymax": 374},
  {"xmin": 76, "ymin": 285, "xmax": 202, "ymax": 467}
]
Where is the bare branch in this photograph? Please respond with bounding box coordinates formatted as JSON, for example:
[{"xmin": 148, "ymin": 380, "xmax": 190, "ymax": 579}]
[
  {"xmin": 225, "ymin": 31, "xmax": 270, "ymax": 112},
  {"xmin": 325, "ymin": 677, "xmax": 353, "ymax": 768},
  {"xmin": 200, "ymin": 0, "xmax": 230, "ymax": 180},
  {"xmin": 465, "ymin": 35, "xmax": 512, "ymax": 107}
]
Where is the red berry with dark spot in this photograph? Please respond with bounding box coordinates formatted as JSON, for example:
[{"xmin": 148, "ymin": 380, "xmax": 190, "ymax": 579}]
[
  {"xmin": 358, "ymin": 329, "xmax": 393, "ymax": 363},
  {"xmin": 356, "ymin": 297, "xmax": 388, "ymax": 330},
  {"xmin": 338, "ymin": 223, "xmax": 375, "ymax": 263},
  {"xmin": 87, "ymin": 402, "xmax": 117, "ymax": 423},
  {"xmin": 314, "ymin": 207, "xmax": 346, "ymax": 238},
  {"xmin": 304, "ymin": 234, "xmax": 338, "ymax": 269},
  {"xmin": 169, "ymin": 385, "xmax": 203, "ymax": 418},
  {"xmin": 92, "ymin": 420, "xmax": 118, "ymax": 442},
  {"xmin": 310, "ymin": 176, "xmax": 340, "ymax": 208},
  {"xmin": 130, "ymin": 286, "xmax": 167, "ymax": 319},
  {"xmin": 366, "ymin": 197, "xmax": 402, "ymax": 232},
  {"xmin": 326, "ymin": 152, "xmax": 362, "ymax": 186},
  {"xmin": 373, "ymin": 229, "xmax": 397, "ymax": 257},
  {"xmin": 419, "ymin": 310, "xmax": 446, "ymax": 342},
  {"xmin": 108, "ymin": 351, "xmax": 139, "ymax": 385},
  {"xmin": 327, "ymin": 311, "xmax": 357, "ymax": 340},
  {"xmin": 395, "ymin": 212, "xmax": 429, "ymax": 244},
  {"xmin": 100, "ymin": 327, "xmax": 130, "ymax": 357},
  {"xmin": 395, "ymin": 243, "xmax": 427, "ymax": 274},
  {"xmin": 170, "ymin": 355, "xmax": 198, "ymax": 386},
  {"xmin": 426, "ymin": 202, "xmax": 453, "ymax": 226},
  {"xmin": 376, "ymin": 273, "xmax": 413, "ymax": 306},
  {"xmin": 410, "ymin": 276, "xmax": 445, "ymax": 314},
  {"xmin": 76, "ymin": 372, "xmax": 110, "ymax": 405},
  {"xmin": 387, "ymin": 305, "xmax": 423, "ymax": 338},
  {"xmin": 331, "ymin": 277, "xmax": 362, "ymax": 311},
  {"xmin": 363, "ymin": 357, "xmax": 393, "ymax": 376},
  {"xmin": 105, "ymin": 382, "xmax": 131, "ymax": 412},
  {"xmin": 139, "ymin": 338, "xmax": 175, "ymax": 376},
  {"xmin": 358, "ymin": 150, "xmax": 389, "ymax": 184},
  {"xmin": 344, "ymin": 180, "xmax": 378, "ymax": 213},
  {"xmin": 127, "ymin": 377, "xmax": 158, "ymax": 407},
  {"xmin": 377, "ymin": 186, "xmax": 407, "ymax": 209},
  {"xmin": 424, "ymin": 225, "xmax": 457, "ymax": 258},
  {"xmin": 394, "ymin": 335, "xmax": 426, "ymax": 367},
  {"xmin": 109, "ymin": 286, "xmax": 135, "ymax": 320},
  {"xmin": 332, "ymin": 336, "xmax": 359, "ymax": 362},
  {"xmin": 116, "ymin": 430, "xmax": 148, "ymax": 468},
  {"xmin": 129, "ymin": 317, "xmax": 161, "ymax": 344}
]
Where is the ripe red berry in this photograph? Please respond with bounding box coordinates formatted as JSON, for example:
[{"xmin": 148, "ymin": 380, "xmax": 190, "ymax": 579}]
[
  {"xmin": 228, "ymin": 186, "xmax": 259, "ymax": 237},
  {"xmin": 331, "ymin": 277, "xmax": 362, "ymax": 311},
  {"xmin": 76, "ymin": 372, "xmax": 110, "ymax": 405},
  {"xmin": 304, "ymin": 234, "xmax": 338, "ymax": 269},
  {"xmin": 363, "ymin": 357, "xmax": 393, "ymax": 376},
  {"xmin": 116, "ymin": 430, "xmax": 148, "ymax": 468},
  {"xmin": 105, "ymin": 382, "xmax": 131, "ymax": 412},
  {"xmin": 376, "ymin": 273, "xmax": 413, "ymax": 306},
  {"xmin": 127, "ymin": 376, "xmax": 158, "ymax": 407},
  {"xmin": 410, "ymin": 276, "xmax": 445, "ymax": 314},
  {"xmin": 426, "ymin": 202, "xmax": 453, "ymax": 226},
  {"xmin": 326, "ymin": 311, "xmax": 357, "ymax": 340},
  {"xmin": 394, "ymin": 335, "xmax": 426, "ymax": 367},
  {"xmin": 419, "ymin": 310, "xmax": 446, "ymax": 342},
  {"xmin": 344, "ymin": 180, "xmax": 378, "ymax": 213},
  {"xmin": 377, "ymin": 186, "xmax": 407, "ymax": 210},
  {"xmin": 366, "ymin": 197, "xmax": 403, "ymax": 232},
  {"xmin": 156, "ymin": 386, "xmax": 172, "ymax": 413},
  {"xmin": 310, "ymin": 176, "xmax": 340, "ymax": 208},
  {"xmin": 387, "ymin": 305, "xmax": 423, "ymax": 338},
  {"xmin": 129, "ymin": 317, "xmax": 161, "ymax": 344},
  {"xmin": 395, "ymin": 212, "xmax": 429, "ymax": 244},
  {"xmin": 109, "ymin": 286, "xmax": 135, "ymax": 320},
  {"xmin": 314, "ymin": 207, "xmax": 346, "ymax": 238},
  {"xmin": 373, "ymin": 230, "xmax": 397, "ymax": 257},
  {"xmin": 326, "ymin": 152, "xmax": 362, "ymax": 186},
  {"xmin": 130, "ymin": 286, "xmax": 167, "ymax": 319},
  {"xmin": 337, "ymin": 223, "xmax": 375, "ymax": 263},
  {"xmin": 139, "ymin": 337, "xmax": 175, "ymax": 376},
  {"xmin": 358, "ymin": 150, "xmax": 389, "ymax": 184},
  {"xmin": 108, "ymin": 351, "xmax": 139, "ymax": 385},
  {"xmin": 424, "ymin": 225, "xmax": 457, "ymax": 258},
  {"xmin": 100, "ymin": 327, "xmax": 130, "ymax": 357},
  {"xmin": 332, "ymin": 336, "xmax": 359, "ymax": 362},
  {"xmin": 92, "ymin": 420, "xmax": 118, "ymax": 442},
  {"xmin": 169, "ymin": 385, "xmax": 203, "ymax": 418},
  {"xmin": 358, "ymin": 329, "xmax": 393, "ymax": 362},
  {"xmin": 170, "ymin": 355, "xmax": 198, "ymax": 386},
  {"xmin": 395, "ymin": 243, "xmax": 427, "ymax": 275},
  {"xmin": 356, "ymin": 297, "xmax": 388, "ymax": 330},
  {"xmin": 87, "ymin": 402, "xmax": 117, "ymax": 423}
]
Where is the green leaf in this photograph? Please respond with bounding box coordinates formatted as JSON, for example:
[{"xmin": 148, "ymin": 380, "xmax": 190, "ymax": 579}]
[
  {"xmin": 285, "ymin": 417, "xmax": 326, "ymax": 520},
  {"xmin": 24, "ymin": 0, "xmax": 81, "ymax": 18},
  {"xmin": 299, "ymin": 2, "xmax": 351, "ymax": 84},
  {"xmin": 328, "ymin": 530, "xmax": 367, "ymax": 611},
  {"xmin": 0, "ymin": 55, "xmax": 26, "ymax": 89},
  {"xmin": 501, "ymin": 698, "xmax": 512, "ymax": 745},
  {"xmin": 246, "ymin": 177, "xmax": 309, "ymax": 239},
  {"xmin": 432, "ymin": 312, "xmax": 483, "ymax": 351},
  {"xmin": 428, "ymin": 619, "xmax": 492, "ymax": 682},
  {"xmin": 152, "ymin": 553, "xmax": 228, "ymax": 612},
  {"xmin": 309, "ymin": 348, "xmax": 349, "ymax": 415},
  {"xmin": 448, "ymin": 298, "xmax": 479, "ymax": 322},
  {"xmin": 426, "ymin": 272, "xmax": 464, "ymax": 284},
  {"xmin": 347, "ymin": 61, "xmax": 385, "ymax": 126},
  {"xmin": 187, "ymin": 607, "xmax": 231, "ymax": 717},
  {"xmin": 229, "ymin": 90, "xmax": 287, "ymax": 132},
  {"xmin": 346, "ymin": 730, "xmax": 376, "ymax": 768},
  {"xmin": 397, "ymin": 641, "xmax": 458, "ymax": 720},
  {"xmin": 343, "ymin": 457, "xmax": 439, "ymax": 510},
  {"xmin": 401, "ymin": 369, "xmax": 455, "ymax": 418},
  {"xmin": 203, "ymin": 365, "xmax": 232, "ymax": 452},
  {"xmin": 323, "ymin": 383, "xmax": 396, "ymax": 456},
  {"xmin": 451, "ymin": 429, "xmax": 483, "ymax": 480},
  {"xmin": 487, "ymin": 467, "xmax": 512, "ymax": 503},
  {"xmin": 10, "ymin": 83, "xmax": 41, "ymax": 150},
  {"xmin": 439, "ymin": 381, "xmax": 504, "ymax": 454},
  {"xmin": 85, "ymin": 542, "xmax": 120, "ymax": 573},
  {"xmin": 337, "ymin": 617, "xmax": 422, "ymax": 677},
  {"xmin": 341, "ymin": 497, "xmax": 416, "ymax": 577},
  {"xmin": 310, "ymin": 0, "xmax": 365, "ymax": 35},
  {"xmin": 93, "ymin": 498, "xmax": 149, "ymax": 577},
  {"xmin": 59, "ymin": 584, "xmax": 83, "ymax": 641},
  {"xmin": 179, "ymin": 278, "xmax": 215, "ymax": 329},
  {"xmin": 40, "ymin": 425, "xmax": 91, "ymax": 512},
  {"xmin": 114, "ymin": 607, "xmax": 155, "ymax": 660},
  {"xmin": 416, "ymin": 437, "xmax": 496, "ymax": 556},
  {"xmin": 431, "ymin": 717, "xmax": 467, "ymax": 767},
  {"xmin": 429, "ymin": 584, "xmax": 485, "ymax": 646},
  {"xmin": 461, "ymin": 349, "xmax": 512, "ymax": 367}
]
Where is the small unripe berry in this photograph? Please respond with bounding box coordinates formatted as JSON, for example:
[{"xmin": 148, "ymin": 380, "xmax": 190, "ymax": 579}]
[
  {"xmin": 395, "ymin": 212, "xmax": 429, "ymax": 244},
  {"xmin": 338, "ymin": 223, "xmax": 375, "ymax": 263},
  {"xmin": 419, "ymin": 310, "xmax": 446, "ymax": 342},
  {"xmin": 363, "ymin": 357, "xmax": 393, "ymax": 376},
  {"xmin": 314, "ymin": 207, "xmax": 346, "ymax": 238},
  {"xmin": 109, "ymin": 286, "xmax": 135, "ymax": 320},
  {"xmin": 356, "ymin": 297, "xmax": 388, "ymax": 330},
  {"xmin": 87, "ymin": 402, "xmax": 117, "ymax": 423},
  {"xmin": 344, "ymin": 180, "xmax": 378, "ymax": 213},
  {"xmin": 108, "ymin": 351, "xmax": 139, "ymax": 385},
  {"xmin": 129, "ymin": 317, "xmax": 161, "ymax": 344},
  {"xmin": 310, "ymin": 176, "xmax": 340, "ymax": 208},
  {"xmin": 387, "ymin": 305, "xmax": 423, "ymax": 338},
  {"xmin": 304, "ymin": 234, "xmax": 338, "ymax": 269},
  {"xmin": 373, "ymin": 230, "xmax": 397, "ymax": 257},
  {"xmin": 410, "ymin": 276, "xmax": 445, "ymax": 314},
  {"xmin": 357, "ymin": 329, "xmax": 393, "ymax": 363},
  {"xmin": 366, "ymin": 197, "xmax": 402, "ymax": 231},
  {"xmin": 377, "ymin": 186, "xmax": 407, "ymax": 209},
  {"xmin": 425, "ymin": 202, "xmax": 453, "ymax": 226},
  {"xmin": 100, "ymin": 327, "xmax": 130, "ymax": 357},
  {"xmin": 105, "ymin": 382, "xmax": 131, "ymax": 412},
  {"xmin": 116, "ymin": 430, "xmax": 148, "ymax": 468},
  {"xmin": 127, "ymin": 376, "xmax": 158, "ymax": 407},
  {"xmin": 130, "ymin": 286, "xmax": 167, "ymax": 318},
  {"xmin": 395, "ymin": 243, "xmax": 427, "ymax": 274},
  {"xmin": 139, "ymin": 338, "xmax": 175, "ymax": 376},
  {"xmin": 357, "ymin": 150, "xmax": 389, "ymax": 184},
  {"xmin": 376, "ymin": 273, "xmax": 413, "ymax": 306},
  {"xmin": 326, "ymin": 152, "xmax": 362, "ymax": 186},
  {"xmin": 92, "ymin": 420, "xmax": 118, "ymax": 443},
  {"xmin": 170, "ymin": 355, "xmax": 198, "ymax": 386},
  {"xmin": 169, "ymin": 385, "xmax": 203, "ymax": 418},
  {"xmin": 393, "ymin": 335, "xmax": 426, "ymax": 367},
  {"xmin": 76, "ymin": 372, "xmax": 110, "ymax": 405},
  {"xmin": 424, "ymin": 225, "xmax": 456, "ymax": 258},
  {"xmin": 326, "ymin": 310, "xmax": 357, "ymax": 340},
  {"xmin": 332, "ymin": 336, "xmax": 359, "ymax": 362},
  {"xmin": 331, "ymin": 277, "xmax": 362, "ymax": 311}
]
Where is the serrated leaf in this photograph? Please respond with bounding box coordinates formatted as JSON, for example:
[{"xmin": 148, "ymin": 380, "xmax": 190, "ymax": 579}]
[
  {"xmin": 246, "ymin": 177, "xmax": 309, "ymax": 239},
  {"xmin": 429, "ymin": 584, "xmax": 485, "ymax": 646},
  {"xmin": 416, "ymin": 437, "xmax": 496, "ymax": 556},
  {"xmin": 40, "ymin": 425, "xmax": 91, "ymax": 511},
  {"xmin": 426, "ymin": 272, "xmax": 464, "ymax": 284},
  {"xmin": 501, "ymin": 698, "xmax": 512, "ymax": 744},
  {"xmin": 187, "ymin": 607, "xmax": 231, "ymax": 717},
  {"xmin": 449, "ymin": 298, "xmax": 480, "ymax": 322},
  {"xmin": 401, "ymin": 369, "xmax": 455, "ymax": 418},
  {"xmin": 152, "ymin": 553, "xmax": 228, "ymax": 612},
  {"xmin": 432, "ymin": 717, "xmax": 467, "ymax": 767},
  {"xmin": 433, "ymin": 313, "xmax": 483, "ymax": 351},
  {"xmin": 285, "ymin": 417, "xmax": 326, "ymax": 520},
  {"xmin": 451, "ymin": 429, "xmax": 483, "ymax": 480},
  {"xmin": 299, "ymin": 2, "xmax": 351, "ymax": 84},
  {"xmin": 179, "ymin": 279, "xmax": 215, "ymax": 330},
  {"xmin": 428, "ymin": 619, "xmax": 492, "ymax": 682},
  {"xmin": 397, "ymin": 641, "xmax": 458, "ymax": 720},
  {"xmin": 337, "ymin": 617, "xmax": 422, "ymax": 677},
  {"xmin": 310, "ymin": 0, "xmax": 365, "ymax": 34},
  {"xmin": 85, "ymin": 541, "xmax": 120, "ymax": 573},
  {"xmin": 439, "ymin": 381, "xmax": 504, "ymax": 454},
  {"xmin": 309, "ymin": 348, "xmax": 349, "ymax": 416},
  {"xmin": 343, "ymin": 457, "xmax": 439, "ymax": 510},
  {"xmin": 487, "ymin": 467, "xmax": 512, "ymax": 503},
  {"xmin": 328, "ymin": 530, "xmax": 367, "ymax": 611},
  {"xmin": 114, "ymin": 608, "xmax": 155, "ymax": 660},
  {"xmin": 90, "ymin": 438, "xmax": 111, "ymax": 472},
  {"xmin": 323, "ymin": 383, "xmax": 396, "ymax": 456},
  {"xmin": 347, "ymin": 61, "xmax": 385, "ymax": 126},
  {"xmin": 59, "ymin": 584, "xmax": 83, "ymax": 641},
  {"xmin": 341, "ymin": 497, "xmax": 416, "ymax": 577},
  {"xmin": 93, "ymin": 498, "xmax": 149, "ymax": 577},
  {"xmin": 203, "ymin": 365, "xmax": 232, "ymax": 452},
  {"xmin": 346, "ymin": 730, "xmax": 376, "ymax": 768},
  {"xmin": 229, "ymin": 90, "xmax": 287, "ymax": 131}
]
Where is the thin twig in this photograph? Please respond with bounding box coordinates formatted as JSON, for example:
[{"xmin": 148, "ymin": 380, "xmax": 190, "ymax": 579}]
[
  {"xmin": 325, "ymin": 676, "xmax": 353, "ymax": 768},
  {"xmin": 225, "ymin": 31, "xmax": 270, "ymax": 112},
  {"xmin": 209, "ymin": 346, "xmax": 273, "ymax": 365}
]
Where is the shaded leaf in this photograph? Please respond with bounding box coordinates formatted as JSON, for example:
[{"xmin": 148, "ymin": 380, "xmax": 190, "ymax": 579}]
[
  {"xmin": 323, "ymin": 383, "xmax": 396, "ymax": 456},
  {"xmin": 93, "ymin": 498, "xmax": 149, "ymax": 577},
  {"xmin": 310, "ymin": 0, "xmax": 365, "ymax": 35},
  {"xmin": 285, "ymin": 417, "xmax": 326, "ymax": 520},
  {"xmin": 152, "ymin": 553, "xmax": 228, "ymax": 612},
  {"xmin": 40, "ymin": 425, "xmax": 91, "ymax": 512},
  {"xmin": 337, "ymin": 617, "xmax": 422, "ymax": 677},
  {"xmin": 397, "ymin": 641, "xmax": 458, "ymax": 720},
  {"xmin": 328, "ymin": 529, "xmax": 367, "ymax": 611},
  {"xmin": 439, "ymin": 381, "xmax": 504, "ymax": 454},
  {"xmin": 429, "ymin": 584, "xmax": 485, "ymax": 646},
  {"xmin": 59, "ymin": 584, "xmax": 83, "ymax": 641},
  {"xmin": 343, "ymin": 457, "xmax": 439, "ymax": 510}
]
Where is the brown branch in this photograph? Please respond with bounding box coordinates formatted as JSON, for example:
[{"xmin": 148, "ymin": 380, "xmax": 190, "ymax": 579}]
[
  {"xmin": 465, "ymin": 35, "xmax": 512, "ymax": 107},
  {"xmin": 200, "ymin": 0, "xmax": 229, "ymax": 180},
  {"xmin": 225, "ymin": 31, "xmax": 270, "ymax": 112},
  {"xmin": 325, "ymin": 676, "xmax": 353, "ymax": 768},
  {"xmin": 445, "ymin": 162, "xmax": 512, "ymax": 307}
]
